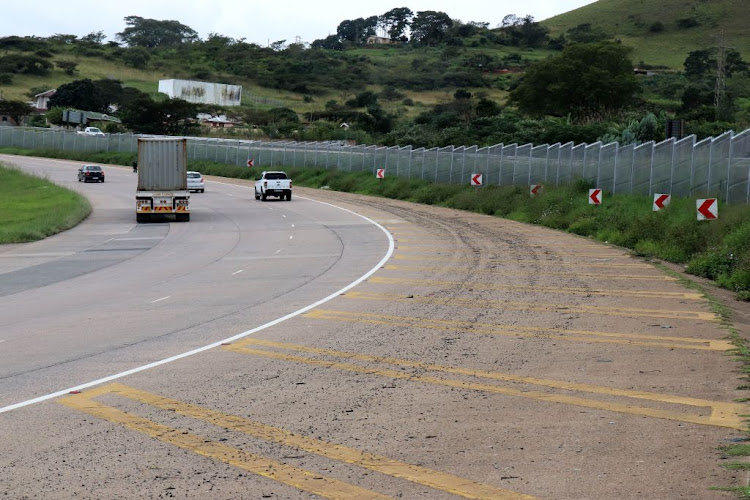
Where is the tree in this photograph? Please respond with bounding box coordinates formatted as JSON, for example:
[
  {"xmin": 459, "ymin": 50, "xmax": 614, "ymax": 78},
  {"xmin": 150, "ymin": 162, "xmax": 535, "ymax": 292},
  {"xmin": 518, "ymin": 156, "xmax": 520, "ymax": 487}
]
[
  {"xmin": 0, "ymin": 100, "xmax": 35, "ymax": 124},
  {"xmin": 116, "ymin": 16, "xmax": 198, "ymax": 48},
  {"xmin": 380, "ymin": 7, "xmax": 413, "ymax": 40},
  {"xmin": 336, "ymin": 17, "xmax": 378, "ymax": 44},
  {"xmin": 56, "ymin": 60, "xmax": 78, "ymax": 75},
  {"xmin": 410, "ymin": 11, "xmax": 453, "ymax": 46},
  {"xmin": 81, "ymin": 31, "xmax": 106, "ymax": 45},
  {"xmin": 0, "ymin": 54, "xmax": 53, "ymax": 76},
  {"xmin": 48, "ymin": 79, "xmax": 108, "ymax": 113},
  {"xmin": 509, "ymin": 42, "xmax": 639, "ymax": 120},
  {"xmin": 122, "ymin": 46, "xmax": 150, "ymax": 69},
  {"xmin": 120, "ymin": 97, "xmax": 198, "ymax": 135}
]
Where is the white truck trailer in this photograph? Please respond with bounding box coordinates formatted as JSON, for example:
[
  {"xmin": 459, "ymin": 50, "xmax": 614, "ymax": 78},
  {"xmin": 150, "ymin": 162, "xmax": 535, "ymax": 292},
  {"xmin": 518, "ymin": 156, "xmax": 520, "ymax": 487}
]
[{"xmin": 136, "ymin": 137, "xmax": 190, "ymax": 222}]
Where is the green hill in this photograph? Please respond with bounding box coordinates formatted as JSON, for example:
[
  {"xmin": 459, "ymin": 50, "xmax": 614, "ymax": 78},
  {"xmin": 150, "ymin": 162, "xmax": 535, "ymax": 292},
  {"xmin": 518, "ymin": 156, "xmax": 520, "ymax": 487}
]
[{"xmin": 543, "ymin": 0, "xmax": 750, "ymax": 68}]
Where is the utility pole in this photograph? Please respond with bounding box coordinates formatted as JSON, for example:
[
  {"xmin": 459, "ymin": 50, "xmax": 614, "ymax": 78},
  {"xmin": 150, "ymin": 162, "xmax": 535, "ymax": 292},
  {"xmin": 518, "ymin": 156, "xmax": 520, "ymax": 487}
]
[{"xmin": 713, "ymin": 28, "xmax": 726, "ymax": 119}]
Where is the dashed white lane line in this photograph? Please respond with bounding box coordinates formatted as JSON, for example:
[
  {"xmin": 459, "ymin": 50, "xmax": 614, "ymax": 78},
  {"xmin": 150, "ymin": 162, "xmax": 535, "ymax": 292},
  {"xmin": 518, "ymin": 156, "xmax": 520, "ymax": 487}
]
[
  {"xmin": 282, "ymin": 214, "xmax": 287, "ymax": 218},
  {"xmin": 289, "ymin": 235, "xmax": 294, "ymax": 240},
  {"xmin": 275, "ymin": 249, "xmax": 282, "ymax": 254},
  {"xmin": 150, "ymin": 296, "xmax": 170, "ymax": 303},
  {"xmin": 0, "ymin": 196, "xmax": 394, "ymax": 414},
  {"xmin": 232, "ymin": 270, "xmax": 244, "ymax": 276}
]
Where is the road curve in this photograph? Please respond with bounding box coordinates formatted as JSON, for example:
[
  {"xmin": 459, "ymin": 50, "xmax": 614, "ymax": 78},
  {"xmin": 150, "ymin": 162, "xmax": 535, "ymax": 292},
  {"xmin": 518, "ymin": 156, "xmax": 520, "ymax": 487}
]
[{"xmin": 0, "ymin": 154, "xmax": 747, "ymax": 499}]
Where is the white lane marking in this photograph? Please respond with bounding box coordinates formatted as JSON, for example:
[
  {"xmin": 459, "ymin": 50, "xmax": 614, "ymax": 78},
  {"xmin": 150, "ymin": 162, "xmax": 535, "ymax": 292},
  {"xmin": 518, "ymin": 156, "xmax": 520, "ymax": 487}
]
[
  {"xmin": 0, "ymin": 340, "xmax": 5, "ymax": 343},
  {"xmin": 0, "ymin": 197, "xmax": 394, "ymax": 414},
  {"xmin": 289, "ymin": 235, "xmax": 294, "ymax": 240},
  {"xmin": 291, "ymin": 224, "xmax": 295, "ymax": 228},
  {"xmin": 282, "ymin": 214, "xmax": 287, "ymax": 218},
  {"xmin": 150, "ymin": 296, "xmax": 170, "ymax": 303},
  {"xmin": 0, "ymin": 252, "xmax": 75, "ymax": 258},
  {"xmin": 275, "ymin": 249, "xmax": 282, "ymax": 255},
  {"xmin": 232, "ymin": 270, "xmax": 244, "ymax": 276}
]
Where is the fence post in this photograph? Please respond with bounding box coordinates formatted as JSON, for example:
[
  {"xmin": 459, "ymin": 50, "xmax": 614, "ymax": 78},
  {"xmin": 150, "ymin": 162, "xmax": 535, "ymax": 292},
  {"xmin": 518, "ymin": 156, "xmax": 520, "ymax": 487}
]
[
  {"xmin": 726, "ymin": 131, "xmax": 735, "ymax": 203},
  {"xmin": 648, "ymin": 142, "xmax": 655, "ymax": 196}
]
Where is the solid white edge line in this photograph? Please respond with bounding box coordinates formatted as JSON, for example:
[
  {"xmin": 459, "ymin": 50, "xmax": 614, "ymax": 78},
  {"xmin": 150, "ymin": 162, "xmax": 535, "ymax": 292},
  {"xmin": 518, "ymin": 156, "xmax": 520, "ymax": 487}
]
[
  {"xmin": 0, "ymin": 196, "xmax": 394, "ymax": 414},
  {"xmin": 151, "ymin": 296, "xmax": 170, "ymax": 303}
]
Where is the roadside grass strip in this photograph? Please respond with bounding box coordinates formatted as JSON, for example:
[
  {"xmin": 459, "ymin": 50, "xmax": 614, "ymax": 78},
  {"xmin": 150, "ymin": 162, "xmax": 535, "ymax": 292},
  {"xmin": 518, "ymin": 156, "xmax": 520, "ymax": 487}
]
[
  {"xmin": 341, "ymin": 291, "xmax": 719, "ymax": 322},
  {"xmin": 368, "ymin": 276, "xmax": 701, "ymax": 300},
  {"xmin": 305, "ymin": 307, "xmax": 728, "ymax": 350},
  {"xmin": 394, "ymin": 254, "xmax": 656, "ymax": 269},
  {"xmin": 224, "ymin": 339, "xmax": 746, "ymax": 430},
  {"xmin": 59, "ymin": 384, "xmax": 535, "ymax": 500},
  {"xmin": 383, "ymin": 264, "xmax": 676, "ymax": 281}
]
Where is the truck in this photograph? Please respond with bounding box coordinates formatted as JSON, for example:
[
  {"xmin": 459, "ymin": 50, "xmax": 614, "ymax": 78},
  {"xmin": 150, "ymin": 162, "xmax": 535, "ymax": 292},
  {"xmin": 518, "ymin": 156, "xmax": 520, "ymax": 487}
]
[
  {"xmin": 254, "ymin": 171, "xmax": 292, "ymax": 201},
  {"xmin": 136, "ymin": 137, "xmax": 190, "ymax": 222},
  {"xmin": 77, "ymin": 127, "xmax": 105, "ymax": 136}
]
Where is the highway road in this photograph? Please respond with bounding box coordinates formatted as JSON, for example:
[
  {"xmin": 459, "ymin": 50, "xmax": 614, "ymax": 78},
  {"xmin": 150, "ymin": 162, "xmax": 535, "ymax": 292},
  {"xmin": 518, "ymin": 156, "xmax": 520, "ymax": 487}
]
[{"xmin": 0, "ymin": 154, "xmax": 747, "ymax": 499}]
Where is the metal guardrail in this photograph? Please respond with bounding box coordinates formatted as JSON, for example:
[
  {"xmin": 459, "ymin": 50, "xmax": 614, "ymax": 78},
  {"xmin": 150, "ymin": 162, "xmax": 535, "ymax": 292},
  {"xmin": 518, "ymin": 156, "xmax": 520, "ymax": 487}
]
[{"xmin": 2, "ymin": 127, "xmax": 749, "ymax": 203}]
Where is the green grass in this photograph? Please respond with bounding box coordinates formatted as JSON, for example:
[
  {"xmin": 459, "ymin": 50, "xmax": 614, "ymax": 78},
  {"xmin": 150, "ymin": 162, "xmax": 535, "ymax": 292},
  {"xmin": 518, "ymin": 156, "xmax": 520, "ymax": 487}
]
[
  {"xmin": 543, "ymin": 0, "xmax": 750, "ymax": 69},
  {"xmin": 0, "ymin": 164, "xmax": 91, "ymax": 243}
]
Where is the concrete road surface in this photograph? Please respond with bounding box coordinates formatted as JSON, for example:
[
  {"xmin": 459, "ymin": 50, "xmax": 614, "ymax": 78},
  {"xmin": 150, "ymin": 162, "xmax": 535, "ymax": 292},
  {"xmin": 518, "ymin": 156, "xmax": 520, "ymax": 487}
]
[{"xmin": 1, "ymin": 154, "xmax": 748, "ymax": 499}]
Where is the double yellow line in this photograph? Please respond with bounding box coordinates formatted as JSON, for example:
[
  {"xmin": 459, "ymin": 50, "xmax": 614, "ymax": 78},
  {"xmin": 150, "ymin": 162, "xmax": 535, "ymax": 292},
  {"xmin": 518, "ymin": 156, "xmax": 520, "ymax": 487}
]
[{"xmin": 60, "ymin": 383, "xmax": 534, "ymax": 500}]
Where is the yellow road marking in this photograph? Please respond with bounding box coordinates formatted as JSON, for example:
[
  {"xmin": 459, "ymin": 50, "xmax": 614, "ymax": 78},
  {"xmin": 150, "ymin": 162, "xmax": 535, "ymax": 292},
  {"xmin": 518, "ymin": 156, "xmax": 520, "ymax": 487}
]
[
  {"xmin": 305, "ymin": 308, "xmax": 729, "ymax": 350},
  {"xmin": 369, "ymin": 276, "xmax": 701, "ymax": 300},
  {"xmin": 394, "ymin": 254, "xmax": 655, "ymax": 269},
  {"xmin": 397, "ymin": 246, "xmax": 630, "ymax": 259},
  {"xmin": 383, "ymin": 264, "xmax": 676, "ymax": 281},
  {"xmin": 343, "ymin": 291, "xmax": 719, "ymax": 322},
  {"xmin": 59, "ymin": 387, "xmax": 390, "ymax": 500},
  {"xmin": 59, "ymin": 384, "xmax": 534, "ymax": 500},
  {"xmin": 226, "ymin": 339, "xmax": 746, "ymax": 430}
]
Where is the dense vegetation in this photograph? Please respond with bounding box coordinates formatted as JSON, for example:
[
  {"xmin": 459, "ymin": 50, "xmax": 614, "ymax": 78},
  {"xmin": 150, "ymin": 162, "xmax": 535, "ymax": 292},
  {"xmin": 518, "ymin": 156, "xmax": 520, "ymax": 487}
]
[{"xmin": 0, "ymin": 2, "xmax": 748, "ymax": 149}]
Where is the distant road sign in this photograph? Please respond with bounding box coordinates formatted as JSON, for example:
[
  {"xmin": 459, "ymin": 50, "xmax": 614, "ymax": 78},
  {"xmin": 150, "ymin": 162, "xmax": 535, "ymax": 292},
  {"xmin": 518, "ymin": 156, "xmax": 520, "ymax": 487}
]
[
  {"xmin": 530, "ymin": 184, "xmax": 543, "ymax": 197},
  {"xmin": 653, "ymin": 194, "xmax": 671, "ymax": 211},
  {"xmin": 697, "ymin": 198, "xmax": 718, "ymax": 220},
  {"xmin": 589, "ymin": 189, "xmax": 602, "ymax": 205},
  {"xmin": 471, "ymin": 173, "xmax": 482, "ymax": 186},
  {"xmin": 376, "ymin": 168, "xmax": 385, "ymax": 179},
  {"xmin": 247, "ymin": 159, "xmax": 254, "ymax": 167}
]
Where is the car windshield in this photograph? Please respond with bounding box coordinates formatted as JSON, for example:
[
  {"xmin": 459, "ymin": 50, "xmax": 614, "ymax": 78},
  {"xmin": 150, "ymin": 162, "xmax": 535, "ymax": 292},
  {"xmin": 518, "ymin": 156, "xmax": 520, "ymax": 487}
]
[
  {"xmin": 265, "ymin": 173, "xmax": 288, "ymax": 180},
  {"xmin": 85, "ymin": 166, "xmax": 102, "ymax": 171},
  {"xmin": 187, "ymin": 173, "xmax": 201, "ymax": 178}
]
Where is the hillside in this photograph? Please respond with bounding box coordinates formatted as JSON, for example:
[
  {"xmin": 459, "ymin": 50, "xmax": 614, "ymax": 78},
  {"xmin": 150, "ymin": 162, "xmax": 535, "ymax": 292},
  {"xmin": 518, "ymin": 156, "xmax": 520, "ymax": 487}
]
[{"xmin": 543, "ymin": 0, "xmax": 750, "ymax": 68}]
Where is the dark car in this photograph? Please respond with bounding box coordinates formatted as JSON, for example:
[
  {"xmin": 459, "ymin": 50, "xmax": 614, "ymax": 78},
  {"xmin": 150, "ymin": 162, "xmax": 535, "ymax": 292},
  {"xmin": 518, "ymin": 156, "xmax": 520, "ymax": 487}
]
[{"xmin": 78, "ymin": 165, "xmax": 105, "ymax": 183}]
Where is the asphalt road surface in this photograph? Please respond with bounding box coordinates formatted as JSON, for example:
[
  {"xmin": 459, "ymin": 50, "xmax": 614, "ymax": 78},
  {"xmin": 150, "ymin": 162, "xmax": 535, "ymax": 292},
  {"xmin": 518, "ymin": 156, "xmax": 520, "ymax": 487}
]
[{"xmin": 0, "ymin": 154, "xmax": 747, "ymax": 499}]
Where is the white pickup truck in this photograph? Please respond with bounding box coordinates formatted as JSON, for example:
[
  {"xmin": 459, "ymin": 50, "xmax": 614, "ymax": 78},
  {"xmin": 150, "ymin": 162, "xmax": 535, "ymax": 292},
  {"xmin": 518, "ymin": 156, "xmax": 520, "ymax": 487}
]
[
  {"xmin": 254, "ymin": 171, "xmax": 292, "ymax": 201},
  {"xmin": 77, "ymin": 127, "xmax": 105, "ymax": 136}
]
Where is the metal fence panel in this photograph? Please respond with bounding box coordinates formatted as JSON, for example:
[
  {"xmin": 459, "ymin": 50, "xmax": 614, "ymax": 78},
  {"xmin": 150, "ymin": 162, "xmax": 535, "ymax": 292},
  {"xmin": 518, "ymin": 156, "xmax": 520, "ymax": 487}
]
[
  {"xmin": 583, "ymin": 142, "xmax": 601, "ymax": 183},
  {"xmin": 614, "ymin": 143, "xmax": 634, "ymax": 194},
  {"xmin": 599, "ymin": 142, "xmax": 617, "ymax": 191},
  {"xmin": 708, "ymin": 131, "xmax": 733, "ymax": 198},
  {"xmin": 499, "ymin": 144, "xmax": 516, "ymax": 186},
  {"xmin": 556, "ymin": 142, "xmax": 574, "ymax": 186},
  {"xmin": 650, "ymin": 138, "xmax": 675, "ymax": 196},
  {"xmin": 728, "ymin": 129, "xmax": 750, "ymax": 204},
  {"xmin": 570, "ymin": 144, "xmax": 585, "ymax": 183},
  {"xmin": 632, "ymin": 141, "xmax": 654, "ymax": 196},
  {"xmin": 435, "ymin": 146, "xmax": 453, "ymax": 183},
  {"xmin": 530, "ymin": 144, "xmax": 548, "ymax": 185},
  {"xmin": 671, "ymin": 135, "xmax": 696, "ymax": 197},
  {"xmin": 513, "ymin": 144, "xmax": 532, "ymax": 186}
]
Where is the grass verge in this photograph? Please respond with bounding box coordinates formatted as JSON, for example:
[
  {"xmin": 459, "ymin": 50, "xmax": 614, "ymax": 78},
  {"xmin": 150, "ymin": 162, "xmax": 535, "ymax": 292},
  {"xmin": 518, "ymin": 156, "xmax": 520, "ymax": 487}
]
[{"xmin": 0, "ymin": 164, "xmax": 91, "ymax": 243}]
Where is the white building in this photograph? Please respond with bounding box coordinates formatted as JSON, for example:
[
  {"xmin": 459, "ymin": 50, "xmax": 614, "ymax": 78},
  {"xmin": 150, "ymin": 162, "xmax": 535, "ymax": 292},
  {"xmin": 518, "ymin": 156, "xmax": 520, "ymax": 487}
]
[{"xmin": 158, "ymin": 79, "xmax": 242, "ymax": 107}]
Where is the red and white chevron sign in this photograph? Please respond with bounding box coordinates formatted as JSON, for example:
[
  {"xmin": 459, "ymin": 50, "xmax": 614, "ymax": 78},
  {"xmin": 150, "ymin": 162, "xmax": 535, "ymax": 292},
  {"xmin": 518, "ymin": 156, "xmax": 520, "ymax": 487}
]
[
  {"xmin": 696, "ymin": 198, "xmax": 718, "ymax": 220},
  {"xmin": 530, "ymin": 184, "xmax": 543, "ymax": 196},
  {"xmin": 471, "ymin": 173, "xmax": 483, "ymax": 186},
  {"xmin": 653, "ymin": 193, "xmax": 671, "ymax": 211},
  {"xmin": 588, "ymin": 188, "xmax": 602, "ymax": 205},
  {"xmin": 376, "ymin": 168, "xmax": 385, "ymax": 179}
]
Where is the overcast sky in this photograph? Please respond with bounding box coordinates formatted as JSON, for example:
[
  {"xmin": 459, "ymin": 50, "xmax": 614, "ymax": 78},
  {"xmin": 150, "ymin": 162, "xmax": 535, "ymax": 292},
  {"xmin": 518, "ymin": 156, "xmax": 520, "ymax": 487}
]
[{"xmin": 4, "ymin": 1, "xmax": 597, "ymax": 46}]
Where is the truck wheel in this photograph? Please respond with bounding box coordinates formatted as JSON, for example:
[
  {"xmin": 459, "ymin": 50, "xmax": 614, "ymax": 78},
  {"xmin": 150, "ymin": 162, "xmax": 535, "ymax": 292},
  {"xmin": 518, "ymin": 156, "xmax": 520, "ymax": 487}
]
[
  {"xmin": 286, "ymin": 192, "xmax": 292, "ymax": 201},
  {"xmin": 261, "ymin": 192, "xmax": 267, "ymax": 201},
  {"xmin": 255, "ymin": 190, "xmax": 260, "ymax": 200}
]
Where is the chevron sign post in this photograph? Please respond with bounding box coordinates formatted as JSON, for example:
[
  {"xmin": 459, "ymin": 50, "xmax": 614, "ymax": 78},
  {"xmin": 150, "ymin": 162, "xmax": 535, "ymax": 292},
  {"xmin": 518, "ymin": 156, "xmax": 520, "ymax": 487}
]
[
  {"xmin": 471, "ymin": 173, "xmax": 483, "ymax": 186},
  {"xmin": 696, "ymin": 198, "xmax": 718, "ymax": 221},
  {"xmin": 530, "ymin": 184, "xmax": 543, "ymax": 197},
  {"xmin": 588, "ymin": 188, "xmax": 602, "ymax": 205},
  {"xmin": 653, "ymin": 194, "xmax": 671, "ymax": 211},
  {"xmin": 376, "ymin": 168, "xmax": 385, "ymax": 179}
]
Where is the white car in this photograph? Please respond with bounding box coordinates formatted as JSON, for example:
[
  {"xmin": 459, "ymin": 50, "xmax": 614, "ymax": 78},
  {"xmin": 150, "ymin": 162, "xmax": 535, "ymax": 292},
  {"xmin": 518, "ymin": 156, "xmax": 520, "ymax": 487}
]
[{"xmin": 187, "ymin": 171, "xmax": 205, "ymax": 193}]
